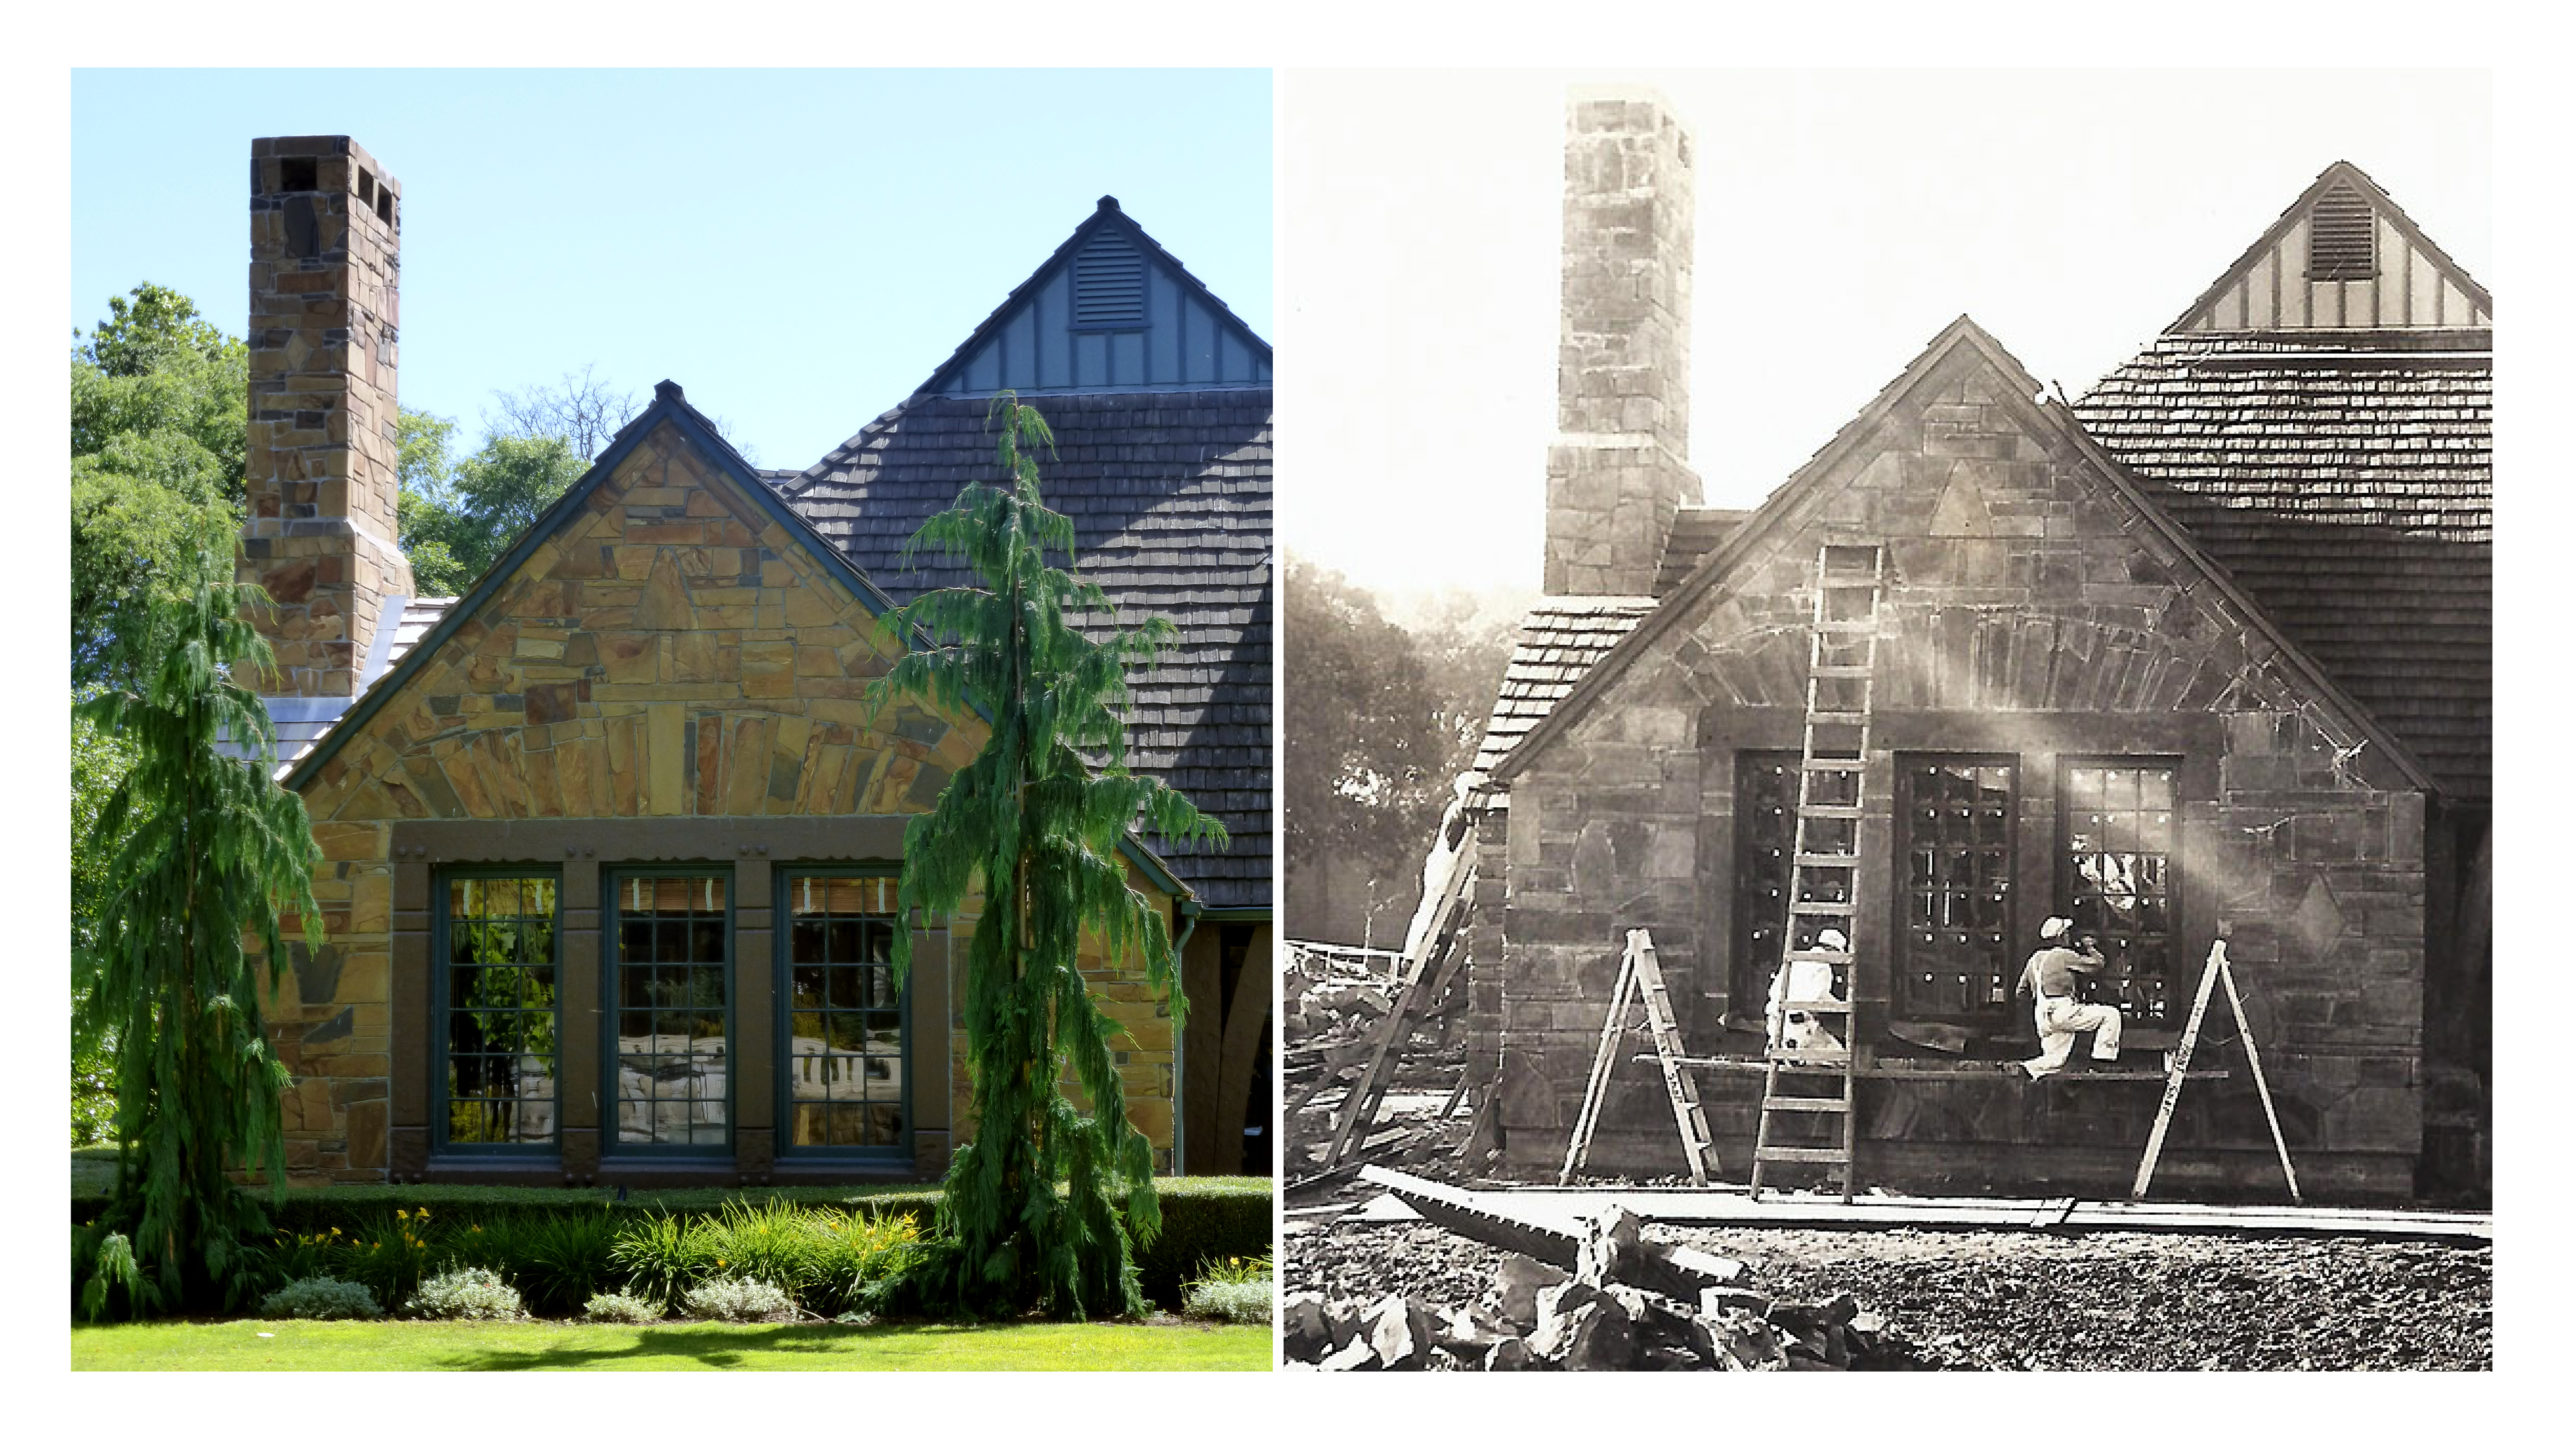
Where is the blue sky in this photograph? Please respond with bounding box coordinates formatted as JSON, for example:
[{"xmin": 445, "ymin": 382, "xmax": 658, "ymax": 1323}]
[{"xmin": 71, "ymin": 69, "xmax": 1272, "ymax": 467}]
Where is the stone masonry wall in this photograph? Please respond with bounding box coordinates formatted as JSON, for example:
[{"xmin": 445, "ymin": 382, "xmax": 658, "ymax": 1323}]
[
  {"xmin": 241, "ymin": 136, "xmax": 414, "ymax": 698},
  {"xmin": 1494, "ymin": 332, "xmax": 2431, "ymax": 1198},
  {"xmin": 1544, "ymin": 92, "xmax": 1702, "ymax": 597},
  {"xmin": 275, "ymin": 421, "xmax": 1180, "ymax": 1183}
]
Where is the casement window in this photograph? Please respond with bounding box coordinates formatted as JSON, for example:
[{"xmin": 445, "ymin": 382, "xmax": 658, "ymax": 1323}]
[
  {"xmin": 2060, "ymin": 761, "xmax": 2178, "ymax": 1024},
  {"xmin": 777, "ymin": 871, "xmax": 908, "ymax": 1156},
  {"xmin": 435, "ymin": 871, "xmax": 561, "ymax": 1150},
  {"xmin": 1895, "ymin": 757, "xmax": 2017, "ymax": 1022},
  {"xmin": 606, "ymin": 872, "xmax": 733, "ymax": 1153},
  {"xmin": 1730, "ymin": 752, "xmax": 1803, "ymax": 1019}
]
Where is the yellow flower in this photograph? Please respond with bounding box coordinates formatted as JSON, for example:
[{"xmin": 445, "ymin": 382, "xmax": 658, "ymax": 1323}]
[
  {"xmin": 417, "ymin": 1208, "xmax": 430, "ymax": 1218},
  {"xmin": 717, "ymin": 1259, "xmax": 727, "ymax": 1267},
  {"xmin": 397, "ymin": 1209, "xmax": 408, "ymax": 1220},
  {"xmin": 330, "ymin": 1227, "xmax": 341, "ymax": 1237}
]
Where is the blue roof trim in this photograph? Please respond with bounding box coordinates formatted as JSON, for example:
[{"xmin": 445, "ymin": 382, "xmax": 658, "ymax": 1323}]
[
  {"xmin": 281, "ymin": 382, "xmax": 1195, "ymax": 902},
  {"xmin": 911, "ymin": 197, "xmax": 1271, "ymax": 402}
]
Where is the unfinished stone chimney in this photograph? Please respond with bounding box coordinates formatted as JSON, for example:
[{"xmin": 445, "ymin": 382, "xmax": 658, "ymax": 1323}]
[
  {"xmin": 1544, "ymin": 90, "xmax": 1701, "ymax": 597},
  {"xmin": 242, "ymin": 135, "xmax": 413, "ymax": 698}
]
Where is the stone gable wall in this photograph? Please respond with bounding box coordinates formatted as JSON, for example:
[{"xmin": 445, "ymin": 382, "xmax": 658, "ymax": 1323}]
[
  {"xmin": 1490, "ymin": 341, "xmax": 2430, "ymax": 1198},
  {"xmin": 271, "ymin": 423, "xmax": 1178, "ymax": 1184}
]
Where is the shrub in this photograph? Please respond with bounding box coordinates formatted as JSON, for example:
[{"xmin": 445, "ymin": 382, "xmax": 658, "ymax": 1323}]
[
  {"xmin": 1180, "ymin": 1251, "xmax": 1273, "ymax": 1324},
  {"xmin": 797, "ymin": 1209, "xmax": 922, "ymax": 1316},
  {"xmin": 258, "ymin": 1276, "xmax": 384, "ymax": 1321},
  {"xmin": 582, "ymin": 1289, "xmax": 665, "ymax": 1324},
  {"xmin": 1121, "ymin": 1180, "xmax": 1271, "ymax": 1311},
  {"xmin": 680, "ymin": 1274, "xmax": 796, "ymax": 1323},
  {"xmin": 403, "ymin": 1266, "xmax": 525, "ymax": 1321},
  {"xmin": 609, "ymin": 1209, "xmax": 722, "ymax": 1306},
  {"xmin": 339, "ymin": 1207, "xmax": 437, "ymax": 1308},
  {"xmin": 1181, "ymin": 1278, "xmax": 1272, "ymax": 1325},
  {"xmin": 514, "ymin": 1206, "xmax": 624, "ymax": 1315}
]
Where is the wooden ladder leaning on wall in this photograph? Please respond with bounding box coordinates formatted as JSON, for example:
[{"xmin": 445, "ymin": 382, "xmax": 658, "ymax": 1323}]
[{"xmin": 1750, "ymin": 542, "xmax": 1884, "ymax": 1201}]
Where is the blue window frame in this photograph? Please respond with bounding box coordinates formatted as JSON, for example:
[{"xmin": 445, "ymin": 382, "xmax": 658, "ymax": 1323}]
[
  {"xmin": 433, "ymin": 869, "xmax": 562, "ymax": 1153},
  {"xmin": 774, "ymin": 869, "xmax": 910, "ymax": 1158},
  {"xmin": 603, "ymin": 869, "xmax": 734, "ymax": 1156}
]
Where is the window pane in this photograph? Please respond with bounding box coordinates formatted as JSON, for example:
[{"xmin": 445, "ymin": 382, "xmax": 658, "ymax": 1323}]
[
  {"xmin": 2058, "ymin": 761, "xmax": 2179, "ymax": 1023},
  {"xmin": 614, "ymin": 873, "xmax": 729, "ymax": 1147},
  {"xmin": 1732, "ymin": 754, "xmax": 1802, "ymax": 1018},
  {"xmin": 1896, "ymin": 757, "xmax": 2016, "ymax": 1021},
  {"xmin": 441, "ymin": 874, "xmax": 558, "ymax": 1146},
  {"xmin": 781, "ymin": 873, "xmax": 907, "ymax": 1150}
]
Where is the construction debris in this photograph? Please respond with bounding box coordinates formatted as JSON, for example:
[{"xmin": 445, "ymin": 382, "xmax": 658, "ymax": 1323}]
[{"xmin": 1284, "ymin": 1183, "xmax": 1931, "ymax": 1371}]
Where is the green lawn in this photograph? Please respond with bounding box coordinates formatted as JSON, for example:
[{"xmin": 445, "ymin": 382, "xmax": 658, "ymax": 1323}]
[{"xmin": 73, "ymin": 1317, "xmax": 1271, "ymax": 1371}]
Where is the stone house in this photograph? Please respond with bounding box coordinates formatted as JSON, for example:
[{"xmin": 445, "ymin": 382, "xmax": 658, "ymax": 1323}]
[
  {"xmin": 1459, "ymin": 98, "xmax": 2488, "ymax": 1201},
  {"xmin": 237, "ymin": 135, "xmax": 1271, "ymax": 1187}
]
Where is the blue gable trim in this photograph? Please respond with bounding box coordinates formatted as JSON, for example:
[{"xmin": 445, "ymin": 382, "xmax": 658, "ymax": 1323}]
[{"xmin": 917, "ymin": 198, "xmax": 1272, "ymax": 400}]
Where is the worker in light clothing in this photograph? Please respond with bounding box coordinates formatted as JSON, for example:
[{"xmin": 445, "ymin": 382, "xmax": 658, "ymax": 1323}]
[
  {"xmin": 1767, "ymin": 928, "xmax": 1848, "ymax": 1055},
  {"xmin": 2019, "ymin": 915, "xmax": 2122, "ymax": 1078}
]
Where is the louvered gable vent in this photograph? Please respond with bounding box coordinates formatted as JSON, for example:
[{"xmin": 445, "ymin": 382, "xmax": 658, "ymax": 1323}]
[
  {"xmin": 2308, "ymin": 184, "xmax": 2378, "ymax": 282},
  {"xmin": 1071, "ymin": 229, "xmax": 1148, "ymax": 330}
]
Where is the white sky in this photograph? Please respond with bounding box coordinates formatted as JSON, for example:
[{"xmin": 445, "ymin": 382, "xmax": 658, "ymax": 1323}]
[{"xmin": 1278, "ymin": 69, "xmax": 2491, "ymax": 603}]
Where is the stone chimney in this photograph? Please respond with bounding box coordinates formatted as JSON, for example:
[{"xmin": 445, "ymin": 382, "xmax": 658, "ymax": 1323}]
[
  {"xmin": 1543, "ymin": 90, "xmax": 1701, "ymax": 597},
  {"xmin": 241, "ymin": 135, "xmax": 413, "ymax": 698}
]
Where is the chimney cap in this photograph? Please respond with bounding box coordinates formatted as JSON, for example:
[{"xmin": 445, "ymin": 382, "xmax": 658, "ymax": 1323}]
[
  {"xmin": 1096, "ymin": 195, "xmax": 1120, "ymax": 213},
  {"xmin": 654, "ymin": 379, "xmax": 685, "ymax": 404}
]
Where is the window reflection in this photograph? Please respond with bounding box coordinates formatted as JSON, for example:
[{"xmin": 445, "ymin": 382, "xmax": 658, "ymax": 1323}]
[
  {"xmin": 443, "ymin": 875, "xmax": 559, "ymax": 1145},
  {"xmin": 785, "ymin": 875, "xmax": 905, "ymax": 1149},
  {"xmin": 614, "ymin": 875, "xmax": 729, "ymax": 1146}
]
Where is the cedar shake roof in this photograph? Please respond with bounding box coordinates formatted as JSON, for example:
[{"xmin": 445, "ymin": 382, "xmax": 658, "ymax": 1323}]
[
  {"xmin": 776, "ymin": 389, "xmax": 1274, "ymax": 911},
  {"xmin": 1466, "ymin": 596, "xmax": 1656, "ymax": 783},
  {"xmin": 2075, "ymin": 331, "xmax": 2491, "ymax": 805}
]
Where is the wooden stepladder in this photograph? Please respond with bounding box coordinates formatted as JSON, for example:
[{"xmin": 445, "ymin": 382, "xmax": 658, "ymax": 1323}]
[
  {"xmin": 2134, "ymin": 939, "xmax": 2300, "ymax": 1202},
  {"xmin": 1750, "ymin": 544, "xmax": 1884, "ymax": 1201},
  {"xmin": 1560, "ymin": 929, "xmax": 1719, "ymax": 1184}
]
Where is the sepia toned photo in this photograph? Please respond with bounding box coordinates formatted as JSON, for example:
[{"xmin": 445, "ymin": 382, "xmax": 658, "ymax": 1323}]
[{"xmin": 1281, "ymin": 70, "xmax": 2489, "ymax": 1371}]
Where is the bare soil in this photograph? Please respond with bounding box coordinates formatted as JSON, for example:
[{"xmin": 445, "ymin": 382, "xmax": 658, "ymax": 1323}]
[{"xmin": 1286, "ymin": 1215, "xmax": 2489, "ymax": 1370}]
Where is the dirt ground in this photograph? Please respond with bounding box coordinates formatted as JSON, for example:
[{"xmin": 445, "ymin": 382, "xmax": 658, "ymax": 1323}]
[{"xmin": 1285, "ymin": 1214, "xmax": 2490, "ymax": 1370}]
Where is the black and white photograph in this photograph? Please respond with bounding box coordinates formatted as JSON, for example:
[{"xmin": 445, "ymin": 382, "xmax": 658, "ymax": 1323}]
[{"xmin": 1280, "ymin": 69, "xmax": 2492, "ymax": 1371}]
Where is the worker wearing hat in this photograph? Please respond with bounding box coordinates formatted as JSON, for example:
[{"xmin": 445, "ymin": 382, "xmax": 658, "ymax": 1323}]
[
  {"xmin": 2019, "ymin": 916, "xmax": 2122, "ymax": 1078},
  {"xmin": 1766, "ymin": 928, "xmax": 1848, "ymax": 1056}
]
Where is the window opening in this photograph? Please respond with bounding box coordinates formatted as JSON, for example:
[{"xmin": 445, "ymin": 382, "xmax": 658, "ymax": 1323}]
[
  {"xmin": 612, "ymin": 874, "xmax": 730, "ymax": 1148},
  {"xmin": 438, "ymin": 872, "xmax": 560, "ymax": 1147}
]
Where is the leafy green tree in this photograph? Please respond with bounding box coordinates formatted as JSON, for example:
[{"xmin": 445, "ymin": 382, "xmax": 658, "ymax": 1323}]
[
  {"xmin": 76, "ymin": 553, "xmax": 322, "ymax": 1316},
  {"xmin": 70, "ymin": 285, "xmax": 249, "ymax": 690},
  {"xmin": 71, "ymin": 712, "xmax": 136, "ymax": 1146},
  {"xmin": 873, "ymin": 395, "xmax": 1224, "ymax": 1319},
  {"xmin": 398, "ymin": 431, "xmax": 584, "ymax": 597}
]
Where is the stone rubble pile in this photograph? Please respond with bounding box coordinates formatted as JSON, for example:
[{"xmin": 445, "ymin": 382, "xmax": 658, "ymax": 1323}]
[{"xmin": 1283, "ymin": 1205, "xmax": 1916, "ymax": 1371}]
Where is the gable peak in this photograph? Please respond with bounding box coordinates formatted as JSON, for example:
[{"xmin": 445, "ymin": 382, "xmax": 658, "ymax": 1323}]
[{"xmin": 2172, "ymin": 160, "xmax": 2489, "ymax": 334}]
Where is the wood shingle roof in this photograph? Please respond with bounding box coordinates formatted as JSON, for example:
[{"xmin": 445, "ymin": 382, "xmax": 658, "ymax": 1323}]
[
  {"xmin": 2075, "ymin": 331, "xmax": 2491, "ymax": 805},
  {"xmin": 777, "ymin": 388, "xmax": 1274, "ymax": 911}
]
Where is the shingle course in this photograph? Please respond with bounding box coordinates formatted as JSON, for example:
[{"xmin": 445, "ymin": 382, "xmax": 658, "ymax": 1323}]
[
  {"xmin": 2076, "ymin": 332, "xmax": 2491, "ymax": 803},
  {"xmin": 779, "ymin": 389, "xmax": 1274, "ymax": 908}
]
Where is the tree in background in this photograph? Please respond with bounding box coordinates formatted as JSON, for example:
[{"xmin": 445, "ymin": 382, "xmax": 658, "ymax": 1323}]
[
  {"xmin": 76, "ymin": 556, "xmax": 322, "ymax": 1316},
  {"xmin": 70, "ymin": 285, "xmax": 249, "ymax": 690},
  {"xmin": 1283, "ymin": 560, "xmax": 1469, "ymax": 945},
  {"xmin": 396, "ymin": 418, "xmax": 584, "ymax": 597},
  {"xmin": 488, "ymin": 362, "xmax": 640, "ymax": 462},
  {"xmin": 71, "ymin": 712, "xmax": 135, "ymax": 1146},
  {"xmin": 873, "ymin": 395, "xmax": 1223, "ymax": 1319}
]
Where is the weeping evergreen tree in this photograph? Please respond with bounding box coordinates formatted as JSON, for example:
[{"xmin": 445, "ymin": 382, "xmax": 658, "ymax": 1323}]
[
  {"xmin": 872, "ymin": 394, "xmax": 1225, "ymax": 1319},
  {"xmin": 75, "ymin": 550, "xmax": 320, "ymax": 1316}
]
